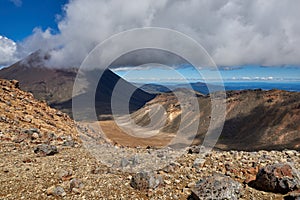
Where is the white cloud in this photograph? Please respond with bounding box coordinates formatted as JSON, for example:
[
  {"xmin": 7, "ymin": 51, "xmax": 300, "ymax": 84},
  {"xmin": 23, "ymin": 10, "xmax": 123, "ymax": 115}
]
[
  {"xmin": 229, "ymin": 76, "xmax": 278, "ymax": 81},
  {"xmin": 0, "ymin": 36, "xmax": 19, "ymax": 66},
  {"xmin": 241, "ymin": 77, "xmax": 251, "ymax": 80},
  {"xmin": 112, "ymin": 66, "xmax": 154, "ymax": 72},
  {"xmin": 9, "ymin": 0, "xmax": 22, "ymax": 7},
  {"xmin": 12, "ymin": 0, "xmax": 300, "ymax": 67}
]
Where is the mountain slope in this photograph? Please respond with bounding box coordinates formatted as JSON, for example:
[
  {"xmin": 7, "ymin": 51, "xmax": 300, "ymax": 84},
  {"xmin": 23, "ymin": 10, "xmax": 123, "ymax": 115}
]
[
  {"xmin": 129, "ymin": 89, "xmax": 300, "ymax": 150},
  {"xmin": 0, "ymin": 51, "xmax": 156, "ymax": 119},
  {"xmin": 0, "ymin": 79, "xmax": 78, "ymax": 143}
]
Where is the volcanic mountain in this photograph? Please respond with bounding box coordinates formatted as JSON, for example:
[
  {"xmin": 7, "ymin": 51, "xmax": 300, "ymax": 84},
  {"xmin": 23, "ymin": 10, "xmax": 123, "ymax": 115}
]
[{"xmin": 0, "ymin": 51, "xmax": 156, "ymax": 119}]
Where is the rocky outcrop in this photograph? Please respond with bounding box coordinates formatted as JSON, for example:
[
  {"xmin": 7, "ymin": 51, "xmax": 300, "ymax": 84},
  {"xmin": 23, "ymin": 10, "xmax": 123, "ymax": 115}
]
[
  {"xmin": 0, "ymin": 79, "xmax": 79, "ymax": 145},
  {"xmin": 249, "ymin": 163, "xmax": 300, "ymax": 194},
  {"xmin": 189, "ymin": 173, "xmax": 244, "ymax": 200}
]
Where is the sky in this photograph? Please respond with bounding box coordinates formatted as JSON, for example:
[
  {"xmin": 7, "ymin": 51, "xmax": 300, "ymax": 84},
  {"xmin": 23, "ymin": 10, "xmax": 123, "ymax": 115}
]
[
  {"xmin": 113, "ymin": 65, "xmax": 300, "ymax": 83},
  {"xmin": 0, "ymin": 0, "xmax": 67, "ymax": 41},
  {"xmin": 0, "ymin": 0, "xmax": 299, "ymax": 82}
]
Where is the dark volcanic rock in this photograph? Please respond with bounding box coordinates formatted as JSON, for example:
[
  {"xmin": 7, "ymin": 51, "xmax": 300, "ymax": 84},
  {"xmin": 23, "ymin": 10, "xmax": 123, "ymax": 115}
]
[
  {"xmin": 189, "ymin": 173, "xmax": 244, "ymax": 200},
  {"xmin": 130, "ymin": 171, "xmax": 163, "ymax": 190},
  {"xmin": 250, "ymin": 163, "xmax": 300, "ymax": 194},
  {"xmin": 187, "ymin": 146, "xmax": 201, "ymax": 154},
  {"xmin": 34, "ymin": 144, "xmax": 58, "ymax": 156}
]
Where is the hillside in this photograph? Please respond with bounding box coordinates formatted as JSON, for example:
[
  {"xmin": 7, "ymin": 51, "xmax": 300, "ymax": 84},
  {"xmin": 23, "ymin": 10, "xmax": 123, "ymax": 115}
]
[
  {"xmin": 0, "ymin": 79, "xmax": 79, "ymax": 145},
  {"xmin": 125, "ymin": 89, "xmax": 300, "ymax": 151}
]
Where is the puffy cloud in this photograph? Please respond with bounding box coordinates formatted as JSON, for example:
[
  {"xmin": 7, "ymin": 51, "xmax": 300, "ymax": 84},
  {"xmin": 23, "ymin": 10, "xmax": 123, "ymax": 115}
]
[
  {"xmin": 0, "ymin": 36, "xmax": 19, "ymax": 66},
  {"xmin": 9, "ymin": 0, "xmax": 22, "ymax": 7},
  {"xmin": 15, "ymin": 0, "xmax": 300, "ymax": 67}
]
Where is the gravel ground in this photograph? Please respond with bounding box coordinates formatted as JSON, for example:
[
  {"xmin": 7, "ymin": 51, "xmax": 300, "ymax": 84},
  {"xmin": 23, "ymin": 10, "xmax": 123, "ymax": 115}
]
[{"xmin": 1, "ymin": 141, "xmax": 299, "ymax": 199}]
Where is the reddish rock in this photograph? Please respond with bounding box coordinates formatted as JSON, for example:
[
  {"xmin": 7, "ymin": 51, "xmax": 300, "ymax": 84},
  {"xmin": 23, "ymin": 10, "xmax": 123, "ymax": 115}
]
[
  {"xmin": 0, "ymin": 78, "xmax": 79, "ymax": 147},
  {"xmin": 244, "ymin": 166, "xmax": 259, "ymax": 184},
  {"xmin": 249, "ymin": 163, "xmax": 300, "ymax": 194},
  {"xmin": 245, "ymin": 174, "xmax": 257, "ymax": 184},
  {"xmin": 22, "ymin": 158, "xmax": 35, "ymax": 163}
]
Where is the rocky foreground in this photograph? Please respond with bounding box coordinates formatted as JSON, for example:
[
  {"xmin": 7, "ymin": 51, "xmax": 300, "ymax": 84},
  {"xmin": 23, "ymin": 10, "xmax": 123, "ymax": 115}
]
[
  {"xmin": 1, "ymin": 143, "xmax": 300, "ymax": 199},
  {"xmin": 0, "ymin": 79, "xmax": 300, "ymax": 199}
]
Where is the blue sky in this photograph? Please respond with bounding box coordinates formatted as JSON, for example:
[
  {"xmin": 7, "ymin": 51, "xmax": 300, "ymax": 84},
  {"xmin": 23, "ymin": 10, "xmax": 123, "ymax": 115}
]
[
  {"xmin": 0, "ymin": 0, "xmax": 66, "ymax": 41},
  {"xmin": 0, "ymin": 0, "xmax": 299, "ymax": 83},
  {"xmin": 113, "ymin": 65, "xmax": 300, "ymax": 83}
]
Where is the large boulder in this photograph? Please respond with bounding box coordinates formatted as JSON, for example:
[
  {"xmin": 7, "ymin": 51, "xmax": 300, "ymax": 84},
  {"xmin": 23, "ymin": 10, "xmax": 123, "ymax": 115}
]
[
  {"xmin": 189, "ymin": 173, "xmax": 244, "ymax": 200},
  {"xmin": 249, "ymin": 163, "xmax": 300, "ymax": 194},
  {"xmin": 130, "ymin": 171, "xmax": 163, "ymax": 190}
]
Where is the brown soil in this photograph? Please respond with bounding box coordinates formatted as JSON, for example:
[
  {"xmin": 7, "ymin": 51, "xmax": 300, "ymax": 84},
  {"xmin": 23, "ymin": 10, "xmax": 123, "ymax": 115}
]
[{"xmin": 99, "ymin": 120, "xmax": 175, "ymax": 147}]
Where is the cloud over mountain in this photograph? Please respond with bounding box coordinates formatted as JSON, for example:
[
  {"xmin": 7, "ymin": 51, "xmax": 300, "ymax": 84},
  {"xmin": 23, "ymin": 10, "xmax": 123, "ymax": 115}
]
[
  {"xmin": 0, "ymin": 36, "xmax": 19, "ymax": 66},
  {"xmin": 3, "ymin": 0, "xmax": 300, "ymax": 68}
]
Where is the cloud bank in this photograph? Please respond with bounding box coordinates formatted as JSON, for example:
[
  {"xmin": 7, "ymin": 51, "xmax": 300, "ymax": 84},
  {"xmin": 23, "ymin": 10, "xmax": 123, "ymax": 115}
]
[{"xmin": 2, "ymin": 0, "xmax": 300, "ymax": 67}]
